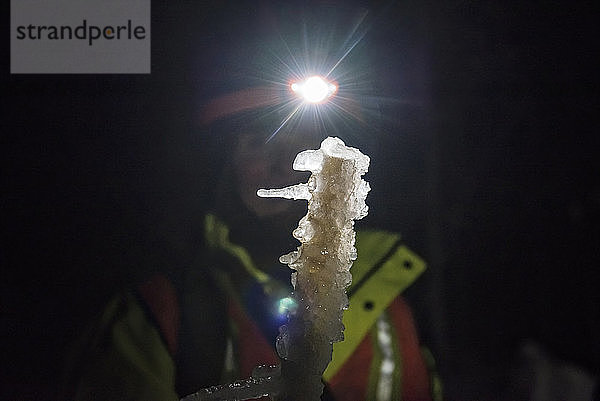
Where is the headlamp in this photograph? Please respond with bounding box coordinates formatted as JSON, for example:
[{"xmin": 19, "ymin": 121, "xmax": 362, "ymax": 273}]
[{"xmin": 291, "ymin": 76, "xmax": 337, "ymax": 104}]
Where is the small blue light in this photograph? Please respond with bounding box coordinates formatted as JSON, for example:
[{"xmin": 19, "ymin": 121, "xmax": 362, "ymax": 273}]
[{"xmin": 277, "ymin": 297, "xmax": 297, "ymax": 316}]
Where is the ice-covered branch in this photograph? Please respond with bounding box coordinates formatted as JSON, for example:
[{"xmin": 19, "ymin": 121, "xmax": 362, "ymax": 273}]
[
  {"xmin": 181, "ymin": 137, "xmax": 369, "ymax": 401},
  {"xmin": 260, "ymin": 137, "xmax": 370, "ymax": 401},
  {"xmin": 180, "ymin": 365, "xmax": 282, "ymax": 401}
]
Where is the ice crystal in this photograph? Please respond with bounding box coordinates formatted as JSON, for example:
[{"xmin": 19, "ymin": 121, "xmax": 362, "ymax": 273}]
[
  {"xmin": 181, "ymin": 137, "xmax": 370, "ymax": 401},
  {"xmin": 258, "ymin": 137, "xmax": 370, "ymax": 400}
]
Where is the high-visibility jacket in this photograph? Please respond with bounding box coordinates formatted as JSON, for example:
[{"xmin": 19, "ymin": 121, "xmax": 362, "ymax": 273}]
[{"xmin": 65, "ymin": 215, "xmax": 441, "ymax": 401}]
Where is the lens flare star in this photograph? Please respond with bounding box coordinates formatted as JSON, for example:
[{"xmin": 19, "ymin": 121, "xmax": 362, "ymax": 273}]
[
  {"xmin": 291, "ymin": 76, "xmax": 337, "ymax": 104},
  {"xmin": 228, "ymin": 5, "xmax": 375, "ymax": 143}
]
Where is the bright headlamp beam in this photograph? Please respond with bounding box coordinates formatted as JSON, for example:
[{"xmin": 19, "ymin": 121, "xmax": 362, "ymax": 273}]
[{"xmin": 291, "ymin": 76, "xmax": 337, "ymax": 104}]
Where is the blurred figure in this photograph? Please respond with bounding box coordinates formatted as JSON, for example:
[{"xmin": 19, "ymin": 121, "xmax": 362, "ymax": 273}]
[{"xmin": 62, "ymin": 85, "xmax": 440, "ymax": 401}]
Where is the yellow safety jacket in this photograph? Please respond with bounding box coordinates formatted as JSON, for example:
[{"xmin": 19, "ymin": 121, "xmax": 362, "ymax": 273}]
[{"xmin": 64, "ymin": 214, "xmax": 441, "ymax": 401}]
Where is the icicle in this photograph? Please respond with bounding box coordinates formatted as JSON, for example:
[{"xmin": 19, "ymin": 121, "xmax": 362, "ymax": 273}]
[{"xmin": 182, "ymin": 137, "xmax": 370, "ymax": 401}]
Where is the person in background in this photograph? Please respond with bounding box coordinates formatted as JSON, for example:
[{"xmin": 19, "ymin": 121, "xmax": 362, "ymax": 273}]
[{"xmin": 62, "ymin": 88, "xmax": 441, "ymax": 401}]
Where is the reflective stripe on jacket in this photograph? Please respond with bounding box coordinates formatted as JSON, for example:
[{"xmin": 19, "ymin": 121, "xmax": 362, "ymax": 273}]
[{"xmin": 204, "ymin": 214, "xmax": 440, "ymax": 401}]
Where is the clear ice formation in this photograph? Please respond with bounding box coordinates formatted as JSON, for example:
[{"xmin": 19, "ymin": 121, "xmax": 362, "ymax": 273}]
[
  {"xmin": 260, "ymin": 136, "xmax": 370, "ymax": 401},
  {"xmin": 180, "ymin": 365, "xmax": 282, "ymax": 401},
  {"xmin": 181, "ymin": 137, "xmax": 370, "ymax": 401}
]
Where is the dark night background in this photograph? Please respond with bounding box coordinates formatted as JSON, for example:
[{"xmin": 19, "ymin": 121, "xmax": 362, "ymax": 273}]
[{"xmin": 2, "ymin": 1, "xmax": 599, "ymax": 400}]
